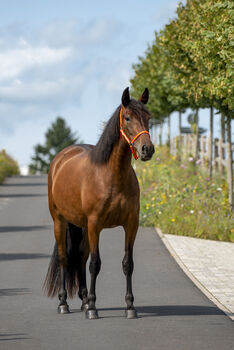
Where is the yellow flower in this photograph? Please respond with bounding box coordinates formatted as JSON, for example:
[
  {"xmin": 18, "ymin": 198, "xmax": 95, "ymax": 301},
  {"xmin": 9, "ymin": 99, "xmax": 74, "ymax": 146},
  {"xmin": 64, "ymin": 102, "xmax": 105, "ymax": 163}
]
[{"xmin": 171, "ymin": 218, "xmax": 175, "ymax": 222}]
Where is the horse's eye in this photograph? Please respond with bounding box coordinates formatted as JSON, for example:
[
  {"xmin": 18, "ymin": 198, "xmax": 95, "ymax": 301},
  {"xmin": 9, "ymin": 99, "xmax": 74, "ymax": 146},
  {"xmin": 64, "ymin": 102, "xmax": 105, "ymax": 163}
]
[{"xmin": 124, "ymin": 115, "xmax": 131, "ymax": 122}]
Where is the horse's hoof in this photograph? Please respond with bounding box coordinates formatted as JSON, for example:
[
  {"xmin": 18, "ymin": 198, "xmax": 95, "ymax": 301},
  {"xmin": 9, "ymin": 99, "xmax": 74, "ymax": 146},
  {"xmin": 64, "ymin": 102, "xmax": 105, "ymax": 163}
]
[
  {"xmin": 125, "ymin": 308, "xmax": 138, "ymax": 319},
  {"xmin": 57, "ymin": 304, "xmax": 70, "ymax": 314},
  {"xmin": 86, "ymin": 309, "xmax": 99, "ymax": 319},
  {"xmin": 81, "ymin": 303, "xmax": 89, "ymax": 312}
]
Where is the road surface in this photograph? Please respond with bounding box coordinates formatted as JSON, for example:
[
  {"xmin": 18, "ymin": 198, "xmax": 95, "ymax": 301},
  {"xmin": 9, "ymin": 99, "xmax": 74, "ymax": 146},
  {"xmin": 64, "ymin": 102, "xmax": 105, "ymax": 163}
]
[{"xmin": 0, "ymin": 175, "xmax": 234, "ymax": 350}]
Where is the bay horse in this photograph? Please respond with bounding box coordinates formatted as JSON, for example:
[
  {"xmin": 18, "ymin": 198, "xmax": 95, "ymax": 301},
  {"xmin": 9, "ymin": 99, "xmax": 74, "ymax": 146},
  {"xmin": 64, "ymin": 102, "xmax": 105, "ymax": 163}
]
[{"xmin": 44, "ymin": 87, "xmax": 154, "ymax": 319}]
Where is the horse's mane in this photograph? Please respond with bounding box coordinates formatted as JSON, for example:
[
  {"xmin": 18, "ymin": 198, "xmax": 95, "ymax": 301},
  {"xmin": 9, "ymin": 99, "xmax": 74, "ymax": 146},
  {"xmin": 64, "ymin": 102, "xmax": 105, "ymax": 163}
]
[
  {"xmin": 90, "ymin": 100, "xmax": 150, "ymax": 164},
  {"xmin": 90, "ymin": 105, "xmax": 121, "ymax": 164}
]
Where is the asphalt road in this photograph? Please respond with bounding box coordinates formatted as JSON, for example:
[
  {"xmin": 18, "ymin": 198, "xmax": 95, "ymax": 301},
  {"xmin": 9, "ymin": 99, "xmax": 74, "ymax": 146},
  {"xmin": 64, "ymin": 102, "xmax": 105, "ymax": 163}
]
[{"xmin": 0, "ymin": 175, "xmax": 234, "ymax": 350}]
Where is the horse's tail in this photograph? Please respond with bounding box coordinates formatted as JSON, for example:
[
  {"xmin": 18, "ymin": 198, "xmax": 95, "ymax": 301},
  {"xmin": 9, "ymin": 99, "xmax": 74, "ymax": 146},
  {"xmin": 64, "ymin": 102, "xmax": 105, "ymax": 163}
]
[{"xmin": 43, "ymin": 223, "xmax": 84, "ymax": 298}]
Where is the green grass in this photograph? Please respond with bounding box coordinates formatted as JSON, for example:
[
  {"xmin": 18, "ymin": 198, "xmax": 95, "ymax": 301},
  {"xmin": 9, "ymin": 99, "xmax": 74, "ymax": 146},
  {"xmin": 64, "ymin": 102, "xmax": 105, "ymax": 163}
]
[
  {"xmin": 135, "ymin": 146, "xmax": 234, "ymax": 242},
  {"xmin": 0, "ymin": 150, "xmax": 20, "ymax": 184}
]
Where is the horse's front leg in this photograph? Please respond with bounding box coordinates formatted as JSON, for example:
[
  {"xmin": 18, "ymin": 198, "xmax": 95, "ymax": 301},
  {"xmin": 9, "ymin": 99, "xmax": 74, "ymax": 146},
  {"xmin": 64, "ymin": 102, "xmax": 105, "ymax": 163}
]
[
  {"xmin": 86, "ymin": 220, "xmax": 101, "ymax": 319},
  {"xmin": 122, "ymin": 220, "xmax": 138, "ymax": 319}
]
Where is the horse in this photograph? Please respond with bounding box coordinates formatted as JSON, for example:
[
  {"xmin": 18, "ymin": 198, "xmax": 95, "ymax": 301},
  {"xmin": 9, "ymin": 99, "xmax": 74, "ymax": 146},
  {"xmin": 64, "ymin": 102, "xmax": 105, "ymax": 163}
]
[{"xmin": 44, "ymin": 87, "xmax": 154, "ymax": 319}]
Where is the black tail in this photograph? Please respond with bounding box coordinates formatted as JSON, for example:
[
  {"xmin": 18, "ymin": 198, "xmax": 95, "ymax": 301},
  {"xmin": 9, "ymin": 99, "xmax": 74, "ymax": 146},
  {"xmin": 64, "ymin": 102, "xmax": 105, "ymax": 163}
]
[{"xmin": 44, "ymin": 223, "xmax": 84, "ymax": 298}]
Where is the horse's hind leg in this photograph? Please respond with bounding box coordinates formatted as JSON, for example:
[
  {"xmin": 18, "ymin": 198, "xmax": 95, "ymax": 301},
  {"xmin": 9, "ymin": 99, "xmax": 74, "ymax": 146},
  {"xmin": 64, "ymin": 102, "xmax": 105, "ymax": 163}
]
[
  {"xmin": 77, "ymin": 228, "xmax": 89, "ymax": 311},
  {"xmin": 122, "ymin": 221, "xmax": 138, "ymax": 319},
  {"xmin": 54, "ymin": 217, "xmax": 70, "ymax": 314}
]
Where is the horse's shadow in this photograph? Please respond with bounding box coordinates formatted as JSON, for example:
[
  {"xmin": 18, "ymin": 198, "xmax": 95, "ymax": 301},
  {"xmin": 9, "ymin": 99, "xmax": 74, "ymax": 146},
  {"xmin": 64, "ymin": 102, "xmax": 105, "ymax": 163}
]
[{"xmin": 71, "ymin": 305, "xmax": 225, "ymax": 318}]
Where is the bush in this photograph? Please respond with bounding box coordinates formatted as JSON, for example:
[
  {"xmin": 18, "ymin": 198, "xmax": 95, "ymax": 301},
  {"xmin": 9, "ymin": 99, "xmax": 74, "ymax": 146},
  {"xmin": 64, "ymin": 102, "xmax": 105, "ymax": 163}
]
[
  {"xmin": 0, "ymin": 150, "xmax": 20, "ymax": 183},
  {"xmin": 135, "ymin": 146, "xmax": 234, "ymax": 242}
]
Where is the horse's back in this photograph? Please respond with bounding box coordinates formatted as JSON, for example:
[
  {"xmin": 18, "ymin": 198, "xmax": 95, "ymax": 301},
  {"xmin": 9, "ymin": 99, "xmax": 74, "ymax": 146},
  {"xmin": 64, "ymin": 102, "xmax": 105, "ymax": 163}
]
[{"xmin": 49, "ymin": 144, "xmax": 93, "ymax": 180}]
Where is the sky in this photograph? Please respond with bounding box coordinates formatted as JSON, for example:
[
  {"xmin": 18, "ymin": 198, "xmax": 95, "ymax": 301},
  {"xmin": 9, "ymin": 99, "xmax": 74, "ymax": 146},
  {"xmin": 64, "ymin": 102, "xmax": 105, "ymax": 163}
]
[{"xmin": 0, "ymin": 0, "xmax": 232, "ymax": 172}]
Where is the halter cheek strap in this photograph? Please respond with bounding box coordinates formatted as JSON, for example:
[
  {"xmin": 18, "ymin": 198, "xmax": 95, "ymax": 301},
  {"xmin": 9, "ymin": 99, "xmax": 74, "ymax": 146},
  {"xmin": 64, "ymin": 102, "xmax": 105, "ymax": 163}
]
[{"xmin": 119, "ymin": 106, "xmax": 150, "ymax": 160}]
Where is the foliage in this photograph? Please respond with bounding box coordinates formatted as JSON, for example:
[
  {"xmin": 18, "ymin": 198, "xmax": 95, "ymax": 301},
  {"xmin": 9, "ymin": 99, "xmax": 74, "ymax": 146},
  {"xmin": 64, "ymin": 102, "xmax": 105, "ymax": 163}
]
[
  {"xmin": 135, "ymin": 146, "xmax": 234, "ymax": 242},
  {"xmin": 131, "ymin": 0, "xmax": 234, "ymax": 117},
  {"xmin": 0, "ymin": 150, "xmax": 20, "ymax": 183},
  {"xmin": 29, "ymin": 117, "xmax": 81, "ymax": 174}
]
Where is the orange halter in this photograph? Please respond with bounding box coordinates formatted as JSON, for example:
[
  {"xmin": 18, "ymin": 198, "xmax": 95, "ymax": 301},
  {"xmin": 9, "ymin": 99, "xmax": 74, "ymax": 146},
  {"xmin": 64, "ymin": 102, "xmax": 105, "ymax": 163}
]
[{"xmin": 119, "ymin": 106, "xmax": 150, "ymax": 160}]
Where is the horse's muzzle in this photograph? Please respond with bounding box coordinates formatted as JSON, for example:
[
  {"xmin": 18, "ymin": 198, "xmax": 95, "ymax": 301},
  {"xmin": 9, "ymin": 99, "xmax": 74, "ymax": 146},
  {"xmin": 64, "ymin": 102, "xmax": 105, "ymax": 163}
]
[{"xmin": 140, "ymin": 144, "xmax": 155, "ymax": 161}]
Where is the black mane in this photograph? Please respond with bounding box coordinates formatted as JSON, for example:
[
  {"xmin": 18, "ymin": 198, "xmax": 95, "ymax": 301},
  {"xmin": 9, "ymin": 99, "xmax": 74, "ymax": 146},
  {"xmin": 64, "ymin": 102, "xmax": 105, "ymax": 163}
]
[
  {"xmin": 90, "ymin": 100, "xmax": 150, "ymax": 164},
  {"xmin": 90, "ymin": 105, "xmax": 121, "ymax": 164}
]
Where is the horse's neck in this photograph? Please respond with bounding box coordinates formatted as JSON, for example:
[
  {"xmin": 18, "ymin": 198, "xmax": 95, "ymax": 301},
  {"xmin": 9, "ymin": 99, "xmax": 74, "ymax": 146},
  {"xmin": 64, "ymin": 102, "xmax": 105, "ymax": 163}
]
[{"xmin": 108, "ymin": 138, "xmax": 132, "ymax": 179}]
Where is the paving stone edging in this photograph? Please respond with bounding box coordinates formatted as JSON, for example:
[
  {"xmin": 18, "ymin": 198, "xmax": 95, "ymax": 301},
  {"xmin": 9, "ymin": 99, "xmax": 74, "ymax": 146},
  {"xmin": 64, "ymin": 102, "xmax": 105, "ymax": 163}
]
[{"xmin": 155, "ymin": 227, "xmax": 234, "ymax": 321}]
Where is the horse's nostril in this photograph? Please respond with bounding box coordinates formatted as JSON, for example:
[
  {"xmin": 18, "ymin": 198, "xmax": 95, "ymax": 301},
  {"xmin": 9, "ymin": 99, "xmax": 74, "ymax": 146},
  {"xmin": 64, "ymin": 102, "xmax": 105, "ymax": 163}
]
[{"xmin": 142, "ymin": 144, "xmax": 148, "ymax": 153}]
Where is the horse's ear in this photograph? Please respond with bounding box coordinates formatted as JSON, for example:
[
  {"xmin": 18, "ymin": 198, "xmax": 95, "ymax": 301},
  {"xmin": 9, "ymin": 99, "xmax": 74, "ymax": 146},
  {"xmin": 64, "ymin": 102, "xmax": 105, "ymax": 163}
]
[
  {"xmin": 139, "ymin": 88, "xmax": 149, "ymax": 104},
  {"xmin": 122, "ymin": 87, "xmax": 130, "ymax": 107}
]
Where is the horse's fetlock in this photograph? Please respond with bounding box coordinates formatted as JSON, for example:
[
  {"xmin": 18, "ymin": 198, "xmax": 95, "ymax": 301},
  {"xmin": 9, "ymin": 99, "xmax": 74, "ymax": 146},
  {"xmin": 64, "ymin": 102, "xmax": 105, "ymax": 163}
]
[
  {"xmin": 59, "ymin": 290, "xmax": 67, "ymax": 301},
  {"xmin": 125, "ymin": 293, "xmax": 134, "ymax": 307},
  {"xmin": 88, "ymin": 293, "xmax": 96, "ymax": 304}
]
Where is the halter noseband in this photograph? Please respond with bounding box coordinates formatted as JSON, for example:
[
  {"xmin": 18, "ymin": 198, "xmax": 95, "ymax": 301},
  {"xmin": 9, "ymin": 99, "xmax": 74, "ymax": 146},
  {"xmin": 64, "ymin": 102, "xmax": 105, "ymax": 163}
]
[{"xmin": 119, "ymin": 106, "xmax": 150, "ymax": 160}]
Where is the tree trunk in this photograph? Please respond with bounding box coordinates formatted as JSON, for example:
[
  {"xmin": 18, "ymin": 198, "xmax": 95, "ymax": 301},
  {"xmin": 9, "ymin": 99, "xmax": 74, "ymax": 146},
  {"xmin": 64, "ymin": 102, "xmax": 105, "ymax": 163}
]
[
  {"xmin": 155, "ymin": 123, "xmax": 158, "ymax": 145},
  {"xmin": 167, "ymin": 115, "xmax": 171, "ymax": 150},
  {"xmin": 209, "ymin": 106, "xmax": 214, "ymax": 178},
  {"xmin": 178, "ymin": 111, "xmax": 182, "ymax": 159},
  {"xmin": 219, "ymin": 113, "xmax": 225, "ymax": 175},
  {"xmin": 195, "ymin": 109, "xmax": 199, "ymax": 159},
  {"xmin": 159, "ymin": 120, "xmax": 163, "ymax": 146},
  {"xmin": 226, "ymin": 116, "xmax": 233, "ymax": 211}
]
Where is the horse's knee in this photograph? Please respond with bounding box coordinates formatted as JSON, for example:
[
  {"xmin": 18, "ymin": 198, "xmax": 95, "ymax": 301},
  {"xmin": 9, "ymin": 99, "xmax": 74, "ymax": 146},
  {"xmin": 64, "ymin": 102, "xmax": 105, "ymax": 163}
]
[
  {"xmin": 122, "ymin": 254, "xmax": 134, "ymax": 276},
  {"xmin": 89, "ymin": 253, "xmax": 101, "ymax": 276}
]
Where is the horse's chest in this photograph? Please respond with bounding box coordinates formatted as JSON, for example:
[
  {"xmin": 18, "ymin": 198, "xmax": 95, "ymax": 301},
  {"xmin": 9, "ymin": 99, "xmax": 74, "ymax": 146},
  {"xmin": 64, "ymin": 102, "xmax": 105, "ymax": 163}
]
[{"xmin": 101, "ymin": 193, "xmax": 133, "ymax": 227}]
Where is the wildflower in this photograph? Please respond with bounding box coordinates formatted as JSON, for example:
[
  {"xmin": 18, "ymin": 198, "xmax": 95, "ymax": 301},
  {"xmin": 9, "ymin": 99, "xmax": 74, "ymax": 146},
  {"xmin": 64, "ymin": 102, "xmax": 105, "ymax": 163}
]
[
  {"xmin": 156, "ymin": 157, "xmax": 160, "ymax": 161},
  {"xmin": 188, "ymin": 157, "xmax": 194, "ymax": 162},
  {"xmin": 180, "ymin": 164, "xmax": 187, "ymax": 169},
  {"xmin": 190, "ymin": 210, "xmax": 194, "ymax": 214},
  {"xmin": 171, "ymin": 218, "xmax": 175, "ymax": 222},
  {"xmin": 193, "ymin": 189, "xmax": 196, "ymax": 193},
  {"xmin": 196, "ymin": 159, "xmax": 201, "ymax": 165},
  {"xmin": 205, "ymin": 177, "xmax": 210, "ymax": 181},
  {"xmin": 217, "ymin": 187, "xmax": 222, "ymax": 191},
  {"xmin": 158, "ymin": 211, "xmax": 162, "ymax": 215}
]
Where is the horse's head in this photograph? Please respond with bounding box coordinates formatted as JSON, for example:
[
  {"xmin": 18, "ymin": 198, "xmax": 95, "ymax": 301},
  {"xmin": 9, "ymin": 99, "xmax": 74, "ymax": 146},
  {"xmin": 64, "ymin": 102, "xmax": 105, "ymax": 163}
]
[{"xmin": 120, "ymin": 87, "xmax": 154, "ymax": 161}]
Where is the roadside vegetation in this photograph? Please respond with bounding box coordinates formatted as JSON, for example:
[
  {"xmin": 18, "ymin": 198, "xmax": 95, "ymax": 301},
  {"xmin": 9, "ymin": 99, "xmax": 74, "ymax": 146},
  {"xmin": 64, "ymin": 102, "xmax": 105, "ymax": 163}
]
[
  {"xmin": 0, "ymin": 150, "xmax": 20, "ymax": 183},
  {"xmin": 131, "ymin": 0, "xmax": 233, "ymax": 209},
  {"xmin": 135, "ymin": 146, "xmax": 234, "ymax": 242}
]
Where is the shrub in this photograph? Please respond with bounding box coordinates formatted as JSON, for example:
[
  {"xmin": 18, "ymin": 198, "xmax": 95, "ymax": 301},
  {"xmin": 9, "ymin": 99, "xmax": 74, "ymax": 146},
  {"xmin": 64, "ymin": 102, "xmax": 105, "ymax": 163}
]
[{"xmin": 0, "ymin": 150, "xmax": 20, "ymax": 183}]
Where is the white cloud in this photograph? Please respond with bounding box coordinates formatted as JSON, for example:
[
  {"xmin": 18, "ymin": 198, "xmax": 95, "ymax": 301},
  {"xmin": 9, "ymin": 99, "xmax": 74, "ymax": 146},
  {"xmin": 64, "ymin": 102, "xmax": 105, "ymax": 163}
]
[
  {"xmin": 0, "ymin": 75, "xmax": 83, "ymax": 103},
  {"xmin": 0, "ymin": 43, "xmax": 72, "ymax": 81}
]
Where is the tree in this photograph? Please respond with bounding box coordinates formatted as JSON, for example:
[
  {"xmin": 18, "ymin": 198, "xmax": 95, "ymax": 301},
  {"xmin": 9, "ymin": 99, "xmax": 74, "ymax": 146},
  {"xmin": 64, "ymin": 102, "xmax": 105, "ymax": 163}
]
[{"xmin": 29, "ymin": 117, "xmax": 81, "ymax": 174}]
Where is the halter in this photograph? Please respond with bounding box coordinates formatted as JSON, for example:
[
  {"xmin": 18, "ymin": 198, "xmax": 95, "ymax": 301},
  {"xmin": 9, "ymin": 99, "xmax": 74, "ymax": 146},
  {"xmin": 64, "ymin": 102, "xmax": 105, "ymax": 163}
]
[{"xmin": 119, "ymin": 106, "xmax": 150, "ymax": 160}]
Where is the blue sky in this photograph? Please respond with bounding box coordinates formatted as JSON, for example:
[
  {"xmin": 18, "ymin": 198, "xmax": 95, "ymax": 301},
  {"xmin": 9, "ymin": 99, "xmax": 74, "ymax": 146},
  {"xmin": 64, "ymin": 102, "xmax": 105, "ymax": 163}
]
[{"xmin": 0, "ymin": 0, "xmax": 231, "ymax": 170}]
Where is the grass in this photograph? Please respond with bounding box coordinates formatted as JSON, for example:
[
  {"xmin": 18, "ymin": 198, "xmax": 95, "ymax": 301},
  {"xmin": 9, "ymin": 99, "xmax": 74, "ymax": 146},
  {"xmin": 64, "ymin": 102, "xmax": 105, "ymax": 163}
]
[
  {"xmin": 0, "ymin": 149, "xmax": 20, "ymax": 184},
  {"xmin": 135, "ymin": 146, "xmax": 234, "ymax": 242}
]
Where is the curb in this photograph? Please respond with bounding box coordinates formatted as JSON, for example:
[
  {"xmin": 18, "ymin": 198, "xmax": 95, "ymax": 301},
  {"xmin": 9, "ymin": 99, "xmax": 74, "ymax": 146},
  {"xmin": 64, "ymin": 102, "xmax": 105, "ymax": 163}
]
[{"xmin": 155, "ymin": 227, "xmax": 234, "ymax": 322}]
